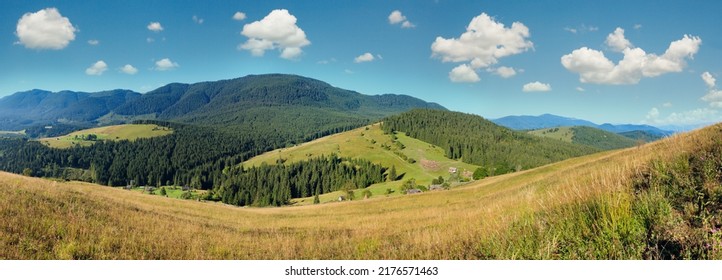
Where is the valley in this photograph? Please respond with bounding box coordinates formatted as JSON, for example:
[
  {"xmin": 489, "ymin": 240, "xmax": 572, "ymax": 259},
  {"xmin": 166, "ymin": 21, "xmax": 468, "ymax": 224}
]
[
  {"xmin": 1, "ymin": 74, "xmax": 717, "ymax": 260},
  {"xmin": 245, "ymin": 123, "xmax": 480, "ymax": 205},
  {"xmin": 3, "ymin": 123, "xmax": 721, "ymax": 259}
]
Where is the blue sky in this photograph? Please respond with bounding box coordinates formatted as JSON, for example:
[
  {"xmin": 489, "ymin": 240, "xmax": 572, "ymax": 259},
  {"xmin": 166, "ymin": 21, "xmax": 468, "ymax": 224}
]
[{"xmin": 1, "ymin": 0, "xmax": 721, "ymax": 126}]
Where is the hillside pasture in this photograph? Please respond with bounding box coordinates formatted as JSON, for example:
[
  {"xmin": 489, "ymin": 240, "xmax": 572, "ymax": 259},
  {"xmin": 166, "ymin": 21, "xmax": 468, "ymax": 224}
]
[
  {"xmin": 244, "ymin": 123, "xmax": 479, "ymax": 205},
  {"xmin": 38, "ymin": 124, "xmax": 172, "ymax": 149}
]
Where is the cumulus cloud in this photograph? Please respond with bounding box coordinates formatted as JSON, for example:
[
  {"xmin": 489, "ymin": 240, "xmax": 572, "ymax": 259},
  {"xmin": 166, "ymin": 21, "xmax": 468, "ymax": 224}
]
[
  {"xmin": 388, "ymin": 10, "xmax": 405, "ymax": 24},
  {"xmin": 646, "ymin": 107, "xmax": 719, "ymax": 125},
  {"xmin": 522, "ymin": 81, "xmax": 552, "ymax": 92},
  {"xmin": 605, "ymin": 27, "xmax": 633, "ymax": 52},
  {"xmin": 85, "ymin": 60, "xmax": 108, "ymax": 76},
  {"xmin": 388, "ymin": 10, "xmax": 415, "ymax": 28},
  {"xmin": 120, "ymin": 64, "xmax": 138, "ymax": 75},
  {"xmin": 449, "ymin": 64, "xmax": 480, "ymax": 83},
  {"xmin": 561, "ymin": 28, "xmax": 701, "ymax": 85},
  {"xmin": 401, "ymin": 21, "xmax": 416, "ymax": 28},
  {"xmin": 233, "ymin": 11, "xmax": 247, "ymax": 21},
  {"xmin": 702, "ymin": 71, "xmax": 716, "ymax": 88},
  {"xmin": 354, "ymin": 52, "xmax": 376, "ymax": 63},
  {"xmin": 491, "ymin": 66, "xmax": 517, "ymax": 78},
  {"xmin": 15, "ymin": 8, "xmax": 76, "ymax": 50},
  {"xmin": 87, "ymin": 39, "xmax": 99, "ymax": 45},
  {"xmin": 701, "ymin": 72, "xmax": 722, "ymax": 108},
  {"xmin": 646, "ymin": 107, "xmax": 660, "ymax": 120},
  {"xmin": 576, "ymin": 87, "xmax": 586, "ymax": 92},
  {"xmin": 154, "ymin": 58, "xmax": 179, "ymax": 71},
  {"xmin": 192, "ymin": 15, "xmax": 204, "ymax": 24},
  {"xmin": 431, "ymin": 13, "xmax": 532, "ymax": 82},
  {"xmin": 239, "ymin": 9, "xmax": 310, "ymax": 59},
  {"xmin": 147, "ymin": 22, "xmax": 163, "ymax": 32}
]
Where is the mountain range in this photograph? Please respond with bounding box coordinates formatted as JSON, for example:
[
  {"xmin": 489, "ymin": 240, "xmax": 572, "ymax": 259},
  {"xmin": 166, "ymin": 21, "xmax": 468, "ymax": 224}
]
[
  {"xmin": 491, "ymin": 113, "xmax": 672, "ymax": 137},
  {"xmin": 0, "ymin": 74, "xmax": 444, "ymax": 135}
]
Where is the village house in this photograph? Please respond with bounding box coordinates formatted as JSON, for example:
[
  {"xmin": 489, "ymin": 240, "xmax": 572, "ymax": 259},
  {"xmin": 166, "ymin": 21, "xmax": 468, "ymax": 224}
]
[{"xmin": 406, "ymin": 188, "xmax": 422, "ymax": 194}]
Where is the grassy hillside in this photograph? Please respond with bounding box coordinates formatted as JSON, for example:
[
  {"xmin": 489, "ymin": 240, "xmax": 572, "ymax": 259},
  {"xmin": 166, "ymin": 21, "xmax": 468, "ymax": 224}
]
[
  {"xmin": 3, "ymin": 124, "xmax": 722, "ymax": 259},
  {"xmin": 529, "ymin": 126, "xmax": 638, "ymax": 150},
  {"xmin": 381, "ymin": 109, "xmax": 600, "ymax": 172},
  {"xmin": 38, "ymin": 124, "xmax": 172, "ymax": 149},
  {"xmin": 244, "ymin": 123, "xmax": 479, "ymax": 205}
]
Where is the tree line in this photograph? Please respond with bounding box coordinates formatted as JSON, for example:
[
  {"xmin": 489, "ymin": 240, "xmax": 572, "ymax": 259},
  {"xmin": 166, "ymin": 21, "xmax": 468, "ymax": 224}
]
[
  {"xmin": 0, "ymin": 120, "xmax": 376, "ymax": 206},
  {"xmin": 215, "ymin": 154, "xmax": 384, "ymax": 206},
  {"xmin": 381, "ymin": 109, "xmax": 599, "ymax": 175}
]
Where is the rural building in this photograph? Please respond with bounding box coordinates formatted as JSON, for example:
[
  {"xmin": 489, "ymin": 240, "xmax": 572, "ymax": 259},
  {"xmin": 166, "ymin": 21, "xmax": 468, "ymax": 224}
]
[
  {"xmin": 338, "ymin": 196, "xmax": 346, "ymax": 201},
  {"xmin": 406, "ymin": 188, "xmax": 422, "ymax": 194},
  {"xmin": 448, "ymin": 167, "xmax": 457, "ymax": 173},
  {"xmin": 429, "ymin": 184, "xmax": 444, "ymax": 191}
]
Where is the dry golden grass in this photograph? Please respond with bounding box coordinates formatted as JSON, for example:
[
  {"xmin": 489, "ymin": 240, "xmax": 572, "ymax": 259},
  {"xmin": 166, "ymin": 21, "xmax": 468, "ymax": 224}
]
[{"xmin": 1, "ymin": 124, "xmax": 719, "ymax": 259}]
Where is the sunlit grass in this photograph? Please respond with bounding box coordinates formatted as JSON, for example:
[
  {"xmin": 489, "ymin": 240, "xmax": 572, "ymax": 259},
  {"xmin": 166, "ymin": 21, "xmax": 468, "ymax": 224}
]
[
  {"xmin": 37, "ymin": 124, "xmax": 172, "ymax": 149},
  {"xmin": 2, "ymin": 124, "xmax": 721, "ymax": 259}
]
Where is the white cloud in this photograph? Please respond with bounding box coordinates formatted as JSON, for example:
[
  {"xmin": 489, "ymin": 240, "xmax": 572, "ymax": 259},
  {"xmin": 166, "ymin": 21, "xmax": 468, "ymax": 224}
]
[
  {"xmin": 354, "ymin": 52, "xmax": 376, "ymax": 63},
  {"xmin": 85, "ymin": 60, "xmax": 108, "ymax": 76},
  {"xmin": 561, "ymin": 28, "xmax": 701, "ymax": 85},
  {"xmin": 564, "ymin": 24, "xmax": 598, "ymax": 34},
  {"xmin": 154, "ymin": 58, "xmax": 179, "ymax": 71},
  {"xmin": 388, "ymin": 10, "xmax": 406, "ymax": 24},
  {"xmin": 663, "ymin": 102, "xmax": 673, "ymax": 108},
  {"xmin": 702, "ymin": 90, "xmax": 722, "ymax": 108},
  {"xmin": 645, "ymin": 107, "xmax": 660, "ymax": 120},
  {"xmin": 634, "ymin": 24, "xmax": 642, "ymax": 30},
  {"xmin": 564, "ymin": 27, "xmax": 577, "ymax": 34},
  {"xmin": 147, "ymin": 22, "xmax": 163, "ymax": 32},
  {"xmin": 146, "ymin": 37, "xmax": 154, "ymax": 43},
  {"xmin": 449, "ymin": 64, "xmax": 480, "ymax": 83},
  {"xmin": 192, "ymin": 15, "xmax": 204, "ymax": 24},
  {"xmin": 491, "ymin": 66, "xmax": 517, "ymax": 78},
  {"xmin": 605, "ymin": 27, "xmax": 633, "ymax": 52},
  {"xmin": 646, "ymin": 107, "xmax": 719, "ymax": 125},
  {"xmin": 576, "ymin": 87, "xmax": 586, "ymax": 92},
  {"xmin": 431, "ymin": 13, "xmax": 532, "ymax": 82},
  {"xmin": 522, "ymin": 81, "xmax": 552, "ymax": 92},
  {"xmin": 388, "ymin": 10, "xmax": 415, "ymax": 28},
  {"xmin": 701, "ymin": 72, "xmax": 722, "ymax": 108},
  {"xmin": 87, "ymin": 39, "xmax": 99, "ymax": 45},
  {"xmin": 702, "ymin": 71, "xmax": 716, "ymax": 88},
  {"xmin": 233, "ymin": 12, "xmax": 247, "ymax": 21},
  {"xmin": 15, "ymin": 8, "xmax": 76, "ymax": 50},
  {"xmin": 344, "ymin": 69, "xmax": 354, "ymax": 74},
  {"xmin": 239, "ymin": 9, "xmax": 310, "ymax": 59},
  {"xmin": 120, "ymin": 64, "xmax": 138, "ymax": 75}
]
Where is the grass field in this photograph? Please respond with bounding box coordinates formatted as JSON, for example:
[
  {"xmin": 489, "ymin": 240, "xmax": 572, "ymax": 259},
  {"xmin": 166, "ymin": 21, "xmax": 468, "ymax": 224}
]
[
  {"xmin": 2, "ymin": 124, "xmax": 721, "ymax": 259},
  {"xmin": 528, "ymin": 127, "xmax": 574, "ymax": 142},
  {"xmin": 244, "ymin": 123, "xmax": 479, "ymax": 205},
  {"xmin": 37, "ymin": 124, "xmax": 172, "ymax": 149}
]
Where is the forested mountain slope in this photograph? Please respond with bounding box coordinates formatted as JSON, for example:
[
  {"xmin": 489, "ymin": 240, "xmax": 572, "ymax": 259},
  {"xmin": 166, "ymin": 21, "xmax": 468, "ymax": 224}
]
[
  {"xmin": 381, "ymin": 109, "xmax": 600, "ymax": 174},
  {"xmin": 528, "ymin": 126, "xmax": 639, "ymax": 150},
  {"xmin": 0, "ymin": 74, "xmax": 445, "ymax": 143}
]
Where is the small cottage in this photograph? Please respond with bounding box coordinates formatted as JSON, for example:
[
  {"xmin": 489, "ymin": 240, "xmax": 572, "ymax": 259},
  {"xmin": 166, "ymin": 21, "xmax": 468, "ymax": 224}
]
[
  {"xmin": 406, "ymin": 188, "xmax": 422, "ymax": 194},
  {"xmin": 429, "ymin": 184, "xmax": 444, "ymax": 191},
  {"xmin": 448, "ymin": 167, "xmax": 458, "ymax": 173}
]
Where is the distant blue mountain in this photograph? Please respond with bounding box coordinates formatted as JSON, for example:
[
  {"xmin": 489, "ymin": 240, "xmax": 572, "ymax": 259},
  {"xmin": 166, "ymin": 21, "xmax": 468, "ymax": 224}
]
[
  {"xmin": 492, "ymin": 114, "xmax": 597, "ymax": 130},
  {"xmin": 492, "ymin": 114, "xmax": 672, "ymax": 137}
]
